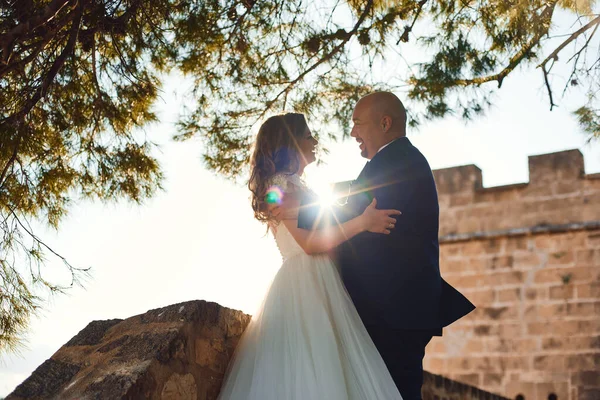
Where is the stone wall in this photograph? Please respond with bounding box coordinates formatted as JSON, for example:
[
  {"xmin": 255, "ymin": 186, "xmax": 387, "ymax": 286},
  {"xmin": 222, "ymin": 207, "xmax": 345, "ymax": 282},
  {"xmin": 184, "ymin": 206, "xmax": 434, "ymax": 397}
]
[
  {"xmin": 425, "ymin": 150, "xmax": 600, "ymax": 400},
  {"xmin": 422, "ymin": 371, "xmax": 509, "ymax": 400}
]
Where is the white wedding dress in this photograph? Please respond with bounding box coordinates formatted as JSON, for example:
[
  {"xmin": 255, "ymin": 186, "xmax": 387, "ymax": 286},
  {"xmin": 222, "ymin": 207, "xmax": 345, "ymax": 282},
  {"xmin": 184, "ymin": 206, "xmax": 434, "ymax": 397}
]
[{"xmin": 218, "ymin": 173, "xmax": 402, "ymax": 400}]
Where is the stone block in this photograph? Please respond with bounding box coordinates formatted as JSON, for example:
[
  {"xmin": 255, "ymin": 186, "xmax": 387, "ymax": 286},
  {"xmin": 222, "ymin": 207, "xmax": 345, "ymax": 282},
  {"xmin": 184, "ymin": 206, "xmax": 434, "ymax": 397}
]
[
  {"xmin": 496, "ymin": 270, "xmax": 524, "ymax": 286},
  {"xmin": 455, "ymin": 373, "xmax": 481, "ymax": 386},
  {"xmin": 505, "ymin": 236, "xmax": 530, "ymax": 252},
  {"xmin": 541, "ymin": 336, "xmax": 600, "ymax": 352},
  {"xmin": 511, "ymin": 251, "xmax": 542, "ymax": 271},
  {"xmin": 524, "ymin": 287, "xmax": 548, "ymax": 302},
  {"xmin": 566, "ymin": 353, "xmax": 600, "ymax": 370},
  {"xmin": 533, "ymin": 354, "xmax": 566, "ymax": 370},
  {"xmin": 422, "ymin": 371, "xmax": 509, "ymax": 400},
  {"xmin": 537, "ymin": 266, "xmax": 595, "ymax": 285},
  {"xmin": 486, "ymin": 255, "xmax": 514, "ymax": 271},
  {"xmin": 547, "ymin": 250, "xmax": 575, "ymax": 266},
  {"xmin": 433, "ymin": 164, "xmax": 483, "ymax": 194},
  {"xmin": 576, "ymin": 282, "xmax": 600, "ymax": 299},
  {"xmin": 528, "ymin": 149, "xmax": 584, "ymax": 183},
  {"xmin": 464, "ymin": 338, "xmax": 485, "ymax": 353},
  {"xmin": 441, "ymin": 259, "xmax": 468, "ymax": 274},
  {"xmin": 441, "ymin": 242, "xmax": 463, "ymax": 256},
  {"xmin": 587, "ymin": 231, "xmax": 600, "ymax": 249},
  {"xmin": 573, "ymin": 370, "xmax": 600, "ymax": 387},
  {"xmin": 496, "ymin": 287, "xmax": 521, "ymax": 303},
  {"xmin": 423, "ymin": 356, "xmax": 447, "ymax": 372},
  {"xmin": 497, "ymin": 322, "xmax": 522, "ymax": 337},
  {"xmin": 482, "ymin": 306, "xmax": 517, "ymax": 320},
  {"xmin": 549, "ymin": 284, "xmax": 575, "ymax": 300},
  {"xmin": 576, "ymin": 249, "xmax": 600, "ymax": 265},
  {"xmin": 534, "ymin": 381, "xmax": 569, "ymax": 400},
  {"xmin": 579, "ymin": 389, "xmax": 600, "ymax": 400},
  {"xmin": 461, "ymin": 241, "xmax": 487, "ymax": 256},
  {"xmin": 483, "ymin": 373, "xmax": 504, "ymax": 386},
  {"xmin": 506, "ymin": 380, "xmax": 535, "ymax": 400},
  {"xmin": 578, "ymin": 319, "xmax": 600, "ymax": 333},
  {"xmin": 465, "ymin": 290, "xmax": 495, "ymax": 306},
  {"xmin": 534, "ymin": 235, "xmax": 558, "ymax": 251}
]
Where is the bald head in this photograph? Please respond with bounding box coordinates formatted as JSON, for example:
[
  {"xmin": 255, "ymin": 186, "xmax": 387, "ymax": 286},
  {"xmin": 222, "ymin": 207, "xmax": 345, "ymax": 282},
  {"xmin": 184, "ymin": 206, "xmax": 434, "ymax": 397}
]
[
  {"xmin": 356, "ymin": 91, "xmax": 407, "ymax": 136},
  {"xmin": 351, "ymin": 91, "xmax": 407, "ymax": 159}
]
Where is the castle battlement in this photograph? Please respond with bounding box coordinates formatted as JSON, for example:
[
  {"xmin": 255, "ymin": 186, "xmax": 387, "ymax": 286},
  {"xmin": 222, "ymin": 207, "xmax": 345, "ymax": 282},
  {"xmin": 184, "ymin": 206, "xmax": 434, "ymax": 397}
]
[
  {"xmin": 426, "ymin": 148, "xmax": 600, "ymax": 400},
  {"xmin": 434, "ymin": 149, "xmax": 593, "ymax": 195},
  {"xmin": 433, "ymin": 149, "xmax": 600, "ymax": 238}
]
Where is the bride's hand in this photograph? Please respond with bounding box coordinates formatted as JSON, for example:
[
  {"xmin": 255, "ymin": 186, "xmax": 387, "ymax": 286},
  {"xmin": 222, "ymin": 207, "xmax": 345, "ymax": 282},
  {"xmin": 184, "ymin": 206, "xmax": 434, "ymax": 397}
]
[
  {"xmin": 271, "ymin": 192, "xmax": 301, "ymax": 220},
  {"xmin": 360, "ymin": 199, "xmax": 401, "ymax": 234}
]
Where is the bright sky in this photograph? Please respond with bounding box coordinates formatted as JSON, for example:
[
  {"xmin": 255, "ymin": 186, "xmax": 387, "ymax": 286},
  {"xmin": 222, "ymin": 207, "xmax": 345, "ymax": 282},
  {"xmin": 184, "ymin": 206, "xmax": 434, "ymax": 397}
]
[{"xmin": 2, "ymin": 15, "xmax": 599, "ymax": 398}]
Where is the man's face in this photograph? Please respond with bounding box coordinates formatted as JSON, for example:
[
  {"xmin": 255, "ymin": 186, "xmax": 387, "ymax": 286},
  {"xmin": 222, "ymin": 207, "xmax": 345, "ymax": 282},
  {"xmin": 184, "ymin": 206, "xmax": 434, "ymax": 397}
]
[{"xmin": 350, "ymin": 100, "xmax": 381, "ymax": 160}]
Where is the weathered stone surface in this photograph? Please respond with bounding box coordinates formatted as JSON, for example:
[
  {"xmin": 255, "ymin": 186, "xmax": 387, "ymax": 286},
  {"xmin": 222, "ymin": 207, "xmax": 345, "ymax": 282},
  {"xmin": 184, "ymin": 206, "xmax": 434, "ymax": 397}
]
[
  {"xmin": 7, "ymin": 300, "xmax": 251, "ymax": 400},
  {"xmin": 422, "ymin": 371, "xmax": 509, "ymax": 400},
  {"xmin": 65, "ymin": 319, "xmax": 123, "ymax": 347},
  {"xmin": 8, "ymin": 299, "xmax": 509, "ymax": 400},
  {"xmin": 161, "ymin": 373, "xmax": 197, "ymax": 400},
  {"xmin": 10, "ymin": 359, "xmax": 80, "ymax": 399},
  {"xmin": 433, "ymin": 149, "xmax": 599, "ymax": 237},
  {"xmin": 426, "ymin": 149, "xmax": 600, "ymax": 400}
]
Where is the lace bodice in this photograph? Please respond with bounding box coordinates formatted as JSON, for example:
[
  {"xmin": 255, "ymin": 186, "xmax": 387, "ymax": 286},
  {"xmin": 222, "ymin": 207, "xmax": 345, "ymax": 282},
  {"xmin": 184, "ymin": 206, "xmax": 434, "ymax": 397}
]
[{"xmin": 269, "ymin": 173, "xmax": 309, "ymax": 261}]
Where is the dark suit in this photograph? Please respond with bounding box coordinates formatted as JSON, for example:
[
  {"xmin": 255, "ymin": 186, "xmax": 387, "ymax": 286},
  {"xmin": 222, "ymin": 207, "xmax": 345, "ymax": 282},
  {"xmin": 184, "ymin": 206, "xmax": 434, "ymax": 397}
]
[{"xmin": 298, "ymin": 137, "xmax": 475, "ymax": 399}]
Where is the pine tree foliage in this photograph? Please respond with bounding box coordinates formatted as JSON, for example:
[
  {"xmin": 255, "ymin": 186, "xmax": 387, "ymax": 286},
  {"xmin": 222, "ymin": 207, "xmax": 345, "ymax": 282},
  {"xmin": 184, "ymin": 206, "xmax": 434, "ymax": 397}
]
[{"xmin": 0, "ymin": 0, "xmax": 169, "ymax": 354}]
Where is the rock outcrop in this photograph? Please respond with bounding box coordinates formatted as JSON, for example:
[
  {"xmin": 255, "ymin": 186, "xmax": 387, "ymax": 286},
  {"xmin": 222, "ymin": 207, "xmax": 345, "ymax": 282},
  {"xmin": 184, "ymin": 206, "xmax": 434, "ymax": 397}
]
[
  {"xmin": 7, "ymin": 300, "xmax": 250, "ymax": 400},
  {"xmin": 8, "ymin": 300, "xmax": 508, "ymax": 400}
]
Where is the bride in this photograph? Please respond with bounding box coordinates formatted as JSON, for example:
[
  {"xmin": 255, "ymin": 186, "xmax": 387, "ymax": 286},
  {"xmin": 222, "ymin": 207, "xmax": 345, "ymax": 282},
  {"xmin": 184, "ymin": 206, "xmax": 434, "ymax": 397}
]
[{"xmin": 218, "ymin": 113, "xmax": 403, "ymax": 400}]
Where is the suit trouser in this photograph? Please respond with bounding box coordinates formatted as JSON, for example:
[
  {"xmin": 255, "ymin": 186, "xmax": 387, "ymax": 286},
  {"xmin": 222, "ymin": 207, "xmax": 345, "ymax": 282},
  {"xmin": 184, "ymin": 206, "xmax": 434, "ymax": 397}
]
[{"xmin": 365, "ymin": 326, "xmax": 433, "ymax": 400}]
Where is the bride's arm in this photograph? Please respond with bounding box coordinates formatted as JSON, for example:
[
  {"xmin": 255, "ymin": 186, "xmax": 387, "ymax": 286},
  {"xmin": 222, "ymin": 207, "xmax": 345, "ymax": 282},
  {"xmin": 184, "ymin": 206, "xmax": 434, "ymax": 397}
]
[{"xmin": 280, "ymin": 198, "xmax": 400, "ymax": 255}]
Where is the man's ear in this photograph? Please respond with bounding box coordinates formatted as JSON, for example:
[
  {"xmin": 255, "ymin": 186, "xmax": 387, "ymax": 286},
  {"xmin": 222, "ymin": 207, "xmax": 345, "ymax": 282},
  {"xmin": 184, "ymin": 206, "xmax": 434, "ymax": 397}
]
[{"xmin": 380, "ymin": 115, "xmax": 392, "ymax": 133}]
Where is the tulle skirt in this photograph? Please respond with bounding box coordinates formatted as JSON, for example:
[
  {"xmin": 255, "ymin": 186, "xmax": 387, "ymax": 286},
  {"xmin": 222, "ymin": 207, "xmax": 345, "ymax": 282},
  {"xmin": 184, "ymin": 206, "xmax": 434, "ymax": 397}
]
[{"xmin": 217, "ymin": 252, "xmax": 402, "ymax": 400}]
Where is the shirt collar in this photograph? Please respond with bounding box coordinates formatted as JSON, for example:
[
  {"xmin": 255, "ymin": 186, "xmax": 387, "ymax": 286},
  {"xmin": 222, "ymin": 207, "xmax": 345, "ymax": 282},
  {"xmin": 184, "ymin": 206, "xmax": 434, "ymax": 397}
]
[{"xmin": 377, "ymin": 137, "xmax": 406, "ymax": 154}]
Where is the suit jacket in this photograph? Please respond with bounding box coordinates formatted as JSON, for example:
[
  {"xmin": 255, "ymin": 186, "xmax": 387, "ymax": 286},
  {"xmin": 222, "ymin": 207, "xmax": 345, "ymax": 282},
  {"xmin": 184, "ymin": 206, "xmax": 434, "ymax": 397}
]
[{"xmin": 298, "ymin": 137, "xmax": 475, "ymax": 332}]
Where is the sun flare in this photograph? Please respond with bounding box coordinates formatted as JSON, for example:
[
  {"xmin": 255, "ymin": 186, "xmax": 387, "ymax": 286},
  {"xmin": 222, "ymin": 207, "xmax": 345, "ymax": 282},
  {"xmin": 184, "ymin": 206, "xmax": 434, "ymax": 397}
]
[{"xmin": 306, "ymin": 174, "xmax": 336, "ymax": 208}]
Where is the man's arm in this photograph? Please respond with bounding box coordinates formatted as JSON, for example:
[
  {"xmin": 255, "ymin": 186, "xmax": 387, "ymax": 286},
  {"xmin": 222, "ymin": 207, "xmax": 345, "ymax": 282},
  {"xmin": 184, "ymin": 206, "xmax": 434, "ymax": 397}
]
[
  {"xmin": 297, "ymin": 188, "xmax": 368, "ymax": 230},
  {"xmin": 283, "ymin": 198, "xmax": 400, "ymax": 255}
]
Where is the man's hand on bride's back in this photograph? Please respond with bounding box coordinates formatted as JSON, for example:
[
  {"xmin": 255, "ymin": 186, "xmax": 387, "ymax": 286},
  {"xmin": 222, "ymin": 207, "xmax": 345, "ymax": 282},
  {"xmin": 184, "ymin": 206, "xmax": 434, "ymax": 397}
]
[
  {"xmin": 271, "ymin": 192, "xmax": 301, "ymax": 221},
  {"xmin": 360, "ymin": 199, "xmax": 401, "ymax": 234}
]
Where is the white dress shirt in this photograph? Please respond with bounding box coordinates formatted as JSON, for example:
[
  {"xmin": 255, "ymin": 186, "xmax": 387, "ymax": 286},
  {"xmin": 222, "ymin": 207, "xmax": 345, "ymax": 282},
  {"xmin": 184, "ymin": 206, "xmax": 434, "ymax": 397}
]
[{"xmin": 377, "ymin": 137, "xmax": 406, "ymax": 154}]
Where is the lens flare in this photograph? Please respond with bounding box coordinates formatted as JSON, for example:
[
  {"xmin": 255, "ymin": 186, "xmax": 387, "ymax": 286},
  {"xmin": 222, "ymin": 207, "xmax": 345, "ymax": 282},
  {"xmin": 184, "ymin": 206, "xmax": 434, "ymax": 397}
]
[
  {"xmin": 265, "ymin": 186, "xmax": 284, "ymax": 205},
  {"xmin": 317, "ymin": 185, "xmax": 335, "ymax": 207}
]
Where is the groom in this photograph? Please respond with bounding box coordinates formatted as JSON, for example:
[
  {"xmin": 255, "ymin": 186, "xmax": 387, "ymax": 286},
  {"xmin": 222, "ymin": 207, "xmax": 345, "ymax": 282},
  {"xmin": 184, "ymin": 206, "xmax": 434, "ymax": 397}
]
[{"xmin": 297, "ymin": 92, "xmax": 475, "ymax": 399}]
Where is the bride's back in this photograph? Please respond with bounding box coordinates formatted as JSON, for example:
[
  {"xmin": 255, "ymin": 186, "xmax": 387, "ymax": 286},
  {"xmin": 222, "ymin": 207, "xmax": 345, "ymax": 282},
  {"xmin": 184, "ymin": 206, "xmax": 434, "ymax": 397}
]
[{"xmin": 269, "ymin": 173, "xmax": 309, "ymax": 261}]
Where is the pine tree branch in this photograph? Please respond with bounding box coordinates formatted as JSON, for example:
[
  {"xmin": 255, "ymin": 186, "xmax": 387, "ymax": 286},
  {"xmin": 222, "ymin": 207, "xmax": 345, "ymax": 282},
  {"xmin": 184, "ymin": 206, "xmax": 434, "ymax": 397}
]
[
  {"xmin": 9, "ymin": 208, "xmax": 86, "ymax": 275},
  {"xmin": 265, "ymin": 0, "xmax": 374, "ymax": 111},
  {"xmin": 35, "ymin": 2, "xmax": 83, "ymax": 101},
  {"xmin": 0, "ymin": 0, "xmax": 75, "ymax": 64},
  {"xmin": 537, "ymin": 14, "xmax": 600, "ymax": 68},
  {"xmin": 0, "ymin": 1, "xmax": 83, "ymax": 195},
  {"xmin": 454, "ymin": 3, "xmax": 556, "ymax": 88},
  {"xmin": 541, "ymin": 63, "xmax": 555, "ymax": 110},
  {"xmin": 397, "ymin": 0, "xmax": 428, "ymax": 44},
  {"xmin": 0, "ymin": 20, "xmax": 64, "ymax": 79},
  {"xmin": 0, "ymin": 126, "xmax": 22, "ymax": 191}
]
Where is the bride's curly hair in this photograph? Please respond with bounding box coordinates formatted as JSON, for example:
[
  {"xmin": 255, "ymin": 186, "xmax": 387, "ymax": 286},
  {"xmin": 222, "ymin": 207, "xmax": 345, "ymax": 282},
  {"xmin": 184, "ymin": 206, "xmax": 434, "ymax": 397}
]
[{"xmin": 249, "ymin": 113, "xmax": 308, "ymax": 224}]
